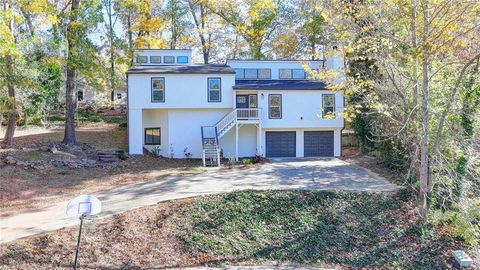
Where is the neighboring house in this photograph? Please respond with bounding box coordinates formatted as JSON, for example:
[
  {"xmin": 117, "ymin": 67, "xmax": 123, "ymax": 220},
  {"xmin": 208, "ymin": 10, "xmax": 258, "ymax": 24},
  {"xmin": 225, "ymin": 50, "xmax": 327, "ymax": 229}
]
[
  {"xmin": 76, "ymin": 89, "xmax": 127, "ymax": 107},
  {"xmin": 126, "ymin": 49, "xmax": 344, "ymax": 166}
]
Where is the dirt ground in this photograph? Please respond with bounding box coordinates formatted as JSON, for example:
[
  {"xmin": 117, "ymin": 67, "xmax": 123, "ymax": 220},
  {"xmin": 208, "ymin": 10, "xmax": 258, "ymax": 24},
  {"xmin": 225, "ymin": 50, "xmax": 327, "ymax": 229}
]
[{"xmin": 0, "ymin": 124, "xmax": 203, "ymax": 218}]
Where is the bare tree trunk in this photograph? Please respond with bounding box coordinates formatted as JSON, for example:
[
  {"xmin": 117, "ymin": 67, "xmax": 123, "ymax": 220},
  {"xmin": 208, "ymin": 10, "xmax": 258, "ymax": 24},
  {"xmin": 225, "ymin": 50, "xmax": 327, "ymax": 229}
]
[
  {"xmin": 104, "ymin": 0, "xmax": 116, "ymax": 109},
  {"xmin": 188, "ymin": 0, "xmax": 210, "ymax": 64},
  {"xmin": 3, "ymin": 2, "xmax": 16, "ymax": 146},
  {"xmin": 418, "ymin": 2, "xmax": 430, "ymax": 218},
  {"xmin": 63, "ymin": 0, "xmax": 80, "ymax": 146}
]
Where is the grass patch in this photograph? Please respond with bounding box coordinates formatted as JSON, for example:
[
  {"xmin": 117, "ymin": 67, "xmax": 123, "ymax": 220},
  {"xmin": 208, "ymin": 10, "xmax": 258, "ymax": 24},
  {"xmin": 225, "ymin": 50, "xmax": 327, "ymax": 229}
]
[{"xmin": 179, "ymin": 190, "xmax": 467, "ymax": 269}]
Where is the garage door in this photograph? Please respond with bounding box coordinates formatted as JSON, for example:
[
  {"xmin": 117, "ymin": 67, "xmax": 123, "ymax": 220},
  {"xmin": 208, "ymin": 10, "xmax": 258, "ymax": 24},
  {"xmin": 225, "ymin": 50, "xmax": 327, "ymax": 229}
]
[
  {"xmin": 266, "ymin": 131, "xmax": 296, "ymax": 157},
  {"xmin": 304, "ymin": 131, "xmax": 334, "ymax": 157}
]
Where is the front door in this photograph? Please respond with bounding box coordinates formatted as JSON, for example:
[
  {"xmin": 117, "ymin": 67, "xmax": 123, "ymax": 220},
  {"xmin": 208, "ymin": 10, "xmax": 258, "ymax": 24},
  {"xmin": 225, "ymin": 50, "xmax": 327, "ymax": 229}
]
[
  {"xmin": 236, "ymin": 94, "xmax": 258, "ymax": 108},
  {"xmin": 236, "ymin": 95, "xmax": 249, "ymax": 108}
]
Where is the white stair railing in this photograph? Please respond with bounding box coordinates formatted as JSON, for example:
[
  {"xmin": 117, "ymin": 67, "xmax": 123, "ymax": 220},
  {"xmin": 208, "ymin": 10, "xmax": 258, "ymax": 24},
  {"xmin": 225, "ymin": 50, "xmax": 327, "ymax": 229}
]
[{"xmin": 215, "ymin": 110, "xmax": 237, "ymax": 138}]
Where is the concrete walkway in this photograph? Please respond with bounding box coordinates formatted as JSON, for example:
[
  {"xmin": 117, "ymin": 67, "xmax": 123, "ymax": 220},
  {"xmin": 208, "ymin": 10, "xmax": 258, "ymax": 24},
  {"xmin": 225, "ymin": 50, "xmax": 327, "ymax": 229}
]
[{"xmin": 0, "ymin": 158, "xmax": 397, "ymax": 243}]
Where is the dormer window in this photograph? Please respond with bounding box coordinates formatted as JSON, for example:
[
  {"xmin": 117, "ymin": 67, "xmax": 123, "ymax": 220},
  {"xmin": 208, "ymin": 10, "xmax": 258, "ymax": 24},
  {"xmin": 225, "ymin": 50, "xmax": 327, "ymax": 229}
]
[
  {"xmin": 235, "ymin": 68, "xmax": 271, "ymax": 79},
  {"xmin": 164, "ymin": 56, "xmax": 175, "ymax": 64},
  {"xmin": 136, "ymin": 56, "xmax": 147, "ymax": 64},
  {"xmin": 150, "ymin": 56, "xmax": 161, "ymax": 64},
  {"xmin": 177, "ymin": 56, "xmax": 188, "ymax": 64},
  {"xmin": 279, "ymin": 68, "xmax": 306, "ymax": 79}
]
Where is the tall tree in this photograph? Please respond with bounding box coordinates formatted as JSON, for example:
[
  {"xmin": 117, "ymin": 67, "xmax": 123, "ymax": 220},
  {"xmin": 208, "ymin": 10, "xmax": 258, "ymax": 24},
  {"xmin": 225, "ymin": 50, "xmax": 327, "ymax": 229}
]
[
  {"xmin": 103, "ymin": 0, "xmax": 118, "ymax": 107},
  {"xmin": 323, "ymin": 0, "xmax": 480, "ymax": 217},
  {"xmin": 63, "ymin": 0, "xmax": 102, "ymax": 145},
  {"xmin": 187, "ymin": 0, "xmax": 214, "ymax": 63},
  {"xmin": 212, "ymin": 0, "xmax": 279, "ymax": 59},
  {"xmin": 63, "ymin": 0, "xmax": 80, "ymax": 145},
  {"xmin": 1, "ymin": 1, "xmax": 16, "ymax": 145},
  {"xmin": 165, "ymin": 0, "xmax": 191, "ymax": 49}
]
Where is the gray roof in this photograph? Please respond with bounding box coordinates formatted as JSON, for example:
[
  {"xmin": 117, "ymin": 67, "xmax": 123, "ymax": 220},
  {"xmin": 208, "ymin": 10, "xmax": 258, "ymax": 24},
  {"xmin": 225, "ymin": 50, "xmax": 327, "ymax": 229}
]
[
  {"xmin": 126, "ymin": 64, "xmax": 235, "ymax": 74},
  {"xmin": 233, "ymin": 80, "xmax": 327, "ymax": 90}
]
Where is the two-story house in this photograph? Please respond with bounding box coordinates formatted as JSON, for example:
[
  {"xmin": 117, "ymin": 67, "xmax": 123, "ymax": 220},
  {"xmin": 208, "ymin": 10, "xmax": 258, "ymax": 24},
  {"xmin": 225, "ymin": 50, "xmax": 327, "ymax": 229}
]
[{"xmin": 126, "ymin": 49, "xmax": 344, "ymax": 166}]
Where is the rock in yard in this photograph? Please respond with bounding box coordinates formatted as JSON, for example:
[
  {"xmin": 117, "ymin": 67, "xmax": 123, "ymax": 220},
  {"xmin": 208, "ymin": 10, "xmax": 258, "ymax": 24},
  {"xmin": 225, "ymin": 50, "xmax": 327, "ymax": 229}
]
[
  {"xmin": 50, "ymin": 146, "xmax": 60, "ymax": 154},
  {"xmin": 452, "ymin": 250, "xmax": 473, "ymax": 268},
  {"xmin": 5, "ymin": 156, "xmax": 17, "ymax": 164}
]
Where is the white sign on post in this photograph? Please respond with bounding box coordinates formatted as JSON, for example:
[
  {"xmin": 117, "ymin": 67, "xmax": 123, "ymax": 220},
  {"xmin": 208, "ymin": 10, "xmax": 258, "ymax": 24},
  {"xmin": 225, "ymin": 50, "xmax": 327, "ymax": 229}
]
[{"xmin": 67, "ymin": 195, "xmax": 102, "ymax": 218}]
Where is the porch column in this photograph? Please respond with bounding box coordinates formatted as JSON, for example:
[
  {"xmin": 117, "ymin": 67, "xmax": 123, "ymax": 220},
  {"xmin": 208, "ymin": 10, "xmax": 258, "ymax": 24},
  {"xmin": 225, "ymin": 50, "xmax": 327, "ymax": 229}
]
[
  {"xmin": 257, "ymin": 123, "xmax": 262, "ymax": 156},
  {"xmin": 128, "ymin": 109, "xmax": 143, "ymax": 155},
  {"xmin": 235, "ymin": 123, "xmax": 239, "ymax": 161}
]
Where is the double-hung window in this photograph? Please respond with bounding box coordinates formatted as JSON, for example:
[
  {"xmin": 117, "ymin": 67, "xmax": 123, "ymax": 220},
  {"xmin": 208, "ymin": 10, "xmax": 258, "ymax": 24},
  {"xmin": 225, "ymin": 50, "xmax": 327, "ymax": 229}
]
[
  {"xmin": 208, "ymin": 78, "xmax": 221, "ymax": 102},
  {"xmin": 322, "ymin": 94, "xmax": 335, "ymax": 118},
  {"xmin": 145, "ymin": 128, "xmax": 161, "ymax": 145},
  {"xmin": 269, "ymin": 94, "xmax": 282, "ymax": 119},
  {"xmin": 151, "ymin": 78, "xmax": 165, "ymax": 102}
]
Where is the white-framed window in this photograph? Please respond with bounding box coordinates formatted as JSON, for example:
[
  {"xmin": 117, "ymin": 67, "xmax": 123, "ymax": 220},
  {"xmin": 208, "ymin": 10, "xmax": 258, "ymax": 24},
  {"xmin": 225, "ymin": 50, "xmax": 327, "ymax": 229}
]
[
  {"xmin": 177, "ymin": 56, "xmax": 188, "ymax": 64},
  {"xmin": 235, "ymin": 68, "xmax": 271, "ymax": 79},
  {"xmin": 258, "ymin": 69, "xmax": 271, "ymax": 79},
  {"xmin": 279, "ymin": 69, "xmax": 292, "ymax": 79},
  {"xmin": 235, "ymin": 68, "xmax": 245, "ymax": 79},
  {"xmin": 116, "ymin": 93, "xmax": 122, "ymax": 99},
  {"xmin": 164, "ymin": 56, "xmax": 174, "ymax": 64},
  {"xmin": 208, "ymin": 77, "xmax": 221, "ymax": 102},
  {"xmin": 269, "ymin": 94, "xmax": 282, "ymax": 119},
  {"xmin": 145, "ymin": 128, "xmax": 161, "ymax": 145},
  {"xmin": 322, "ymin": 94, "xmax": 335, "ymax": 118},
  {"xmin": 292, "ymin": 69, "xmax": 306, "ymax": 79},
  {"xmin": 77, "ymin": 91, "xmax": 84, "ymax": 102},
  {"xmin": 136, "ymin": 56, "xmax": 147, "ymax": 64},
  {"xmin": 248, "ymin": 94, "xmax": 258, "ymax": 108},
  {"xmin": 237, "ymin": 96, "xmax": 246, "ymax": 103},
  {"xmin": 151, "ymin": 77, "xmax": 165, "ymax": 102},
  {"xmin": 244, "ymin": 69, "xmax": 258, "ymax": 79},
  {"xmin": 150, "ymin": 56, "xmax": 161, "ymax": 63},
  {"xmin": 279, "ymin": 68, "xmax": 306, "ymax": 79}
]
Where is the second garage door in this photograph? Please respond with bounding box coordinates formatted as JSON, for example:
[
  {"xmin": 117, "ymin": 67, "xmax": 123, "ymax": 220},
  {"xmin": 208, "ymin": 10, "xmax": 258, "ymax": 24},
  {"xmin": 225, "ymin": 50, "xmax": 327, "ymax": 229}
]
[
  {"xmin": 304, "ymin": 131, "xmax": 334, "ymax": 157},
  {"xmin": 266, "ymin": 131, "xmax": 296, "ymax": 157}
]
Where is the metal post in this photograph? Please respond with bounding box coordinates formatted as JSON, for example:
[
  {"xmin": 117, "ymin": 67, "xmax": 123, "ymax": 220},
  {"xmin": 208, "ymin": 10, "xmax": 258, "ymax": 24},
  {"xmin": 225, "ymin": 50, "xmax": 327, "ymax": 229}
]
[{"xmin": 73, "ymin": 214, "xmax": 85, "ymax": 270}]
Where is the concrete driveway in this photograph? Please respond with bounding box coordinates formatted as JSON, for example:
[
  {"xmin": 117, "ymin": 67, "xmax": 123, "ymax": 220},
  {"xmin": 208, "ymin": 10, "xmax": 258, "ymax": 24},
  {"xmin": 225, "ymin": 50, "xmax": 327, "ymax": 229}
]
[{"xmin": 0, "ymin": 158, "xmax": 397, "ymax": 243}]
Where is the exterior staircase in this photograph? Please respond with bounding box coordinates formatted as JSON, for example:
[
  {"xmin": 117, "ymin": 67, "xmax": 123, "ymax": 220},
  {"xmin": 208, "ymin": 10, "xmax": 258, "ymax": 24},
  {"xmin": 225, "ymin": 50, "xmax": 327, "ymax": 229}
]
[{"xmin": 201, "ymin": 108, "xmax": 260, "ymax": 167}]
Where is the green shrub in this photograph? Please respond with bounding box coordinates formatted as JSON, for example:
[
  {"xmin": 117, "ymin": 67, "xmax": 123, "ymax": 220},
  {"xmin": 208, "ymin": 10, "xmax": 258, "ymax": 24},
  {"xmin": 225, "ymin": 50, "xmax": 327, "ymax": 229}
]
[
  {"xmin": 430, "ymin": 199, "xmax": 480, "ymax": 246},
  {"xmin": 242, "ymin": 158, "xmax": 252, "ymax": 165},
  {"xmin": 150, "ymin": 147, "xmax": 162, "ymax": 157},
  {"xmin": 227, "ymin": 156, "xmax": 236, "ymax": 166}
]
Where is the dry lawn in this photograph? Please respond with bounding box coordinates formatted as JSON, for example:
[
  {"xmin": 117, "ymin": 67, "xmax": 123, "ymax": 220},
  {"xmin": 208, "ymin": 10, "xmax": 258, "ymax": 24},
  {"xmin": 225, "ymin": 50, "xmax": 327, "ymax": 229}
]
[
  {"xmin": 0, "ymin": 124, "xmax": 203, "ymax": 218},
  {"xmin": 0, "ymin": 190, "xmax": 476, "ymax": 270}
]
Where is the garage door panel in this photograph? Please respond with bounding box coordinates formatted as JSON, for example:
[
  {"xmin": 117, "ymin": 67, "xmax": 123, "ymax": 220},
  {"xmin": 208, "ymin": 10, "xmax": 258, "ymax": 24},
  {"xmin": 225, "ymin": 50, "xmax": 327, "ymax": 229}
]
[
  {"xmin": 266, "ymin": 131, "xmax": 296, "ymax": 157},
  {"xmin": 304, "ymin": 131, "xmax": 334, "ymax": 157}
]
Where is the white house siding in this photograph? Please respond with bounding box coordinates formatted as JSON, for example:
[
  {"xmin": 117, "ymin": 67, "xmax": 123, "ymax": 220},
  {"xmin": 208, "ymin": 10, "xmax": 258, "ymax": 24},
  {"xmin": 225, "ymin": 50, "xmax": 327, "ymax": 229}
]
[
  {"xmin": 166, "ymin": 109, "xmax": 231, "ymax": 158},
  {"xmin": 253, "ymin": 90, "xmax": 344, "ymax": 129},
  {"xmin": 220, "ymin": 125, "xmax": 258, "ymax": 158},
  {"xmin": 142, "ymin": 109, "xmax": 169, "ymax": 154},
  {"xmin": 128, "ymin": 74, "xmax": 235, "ymax": 109}
]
